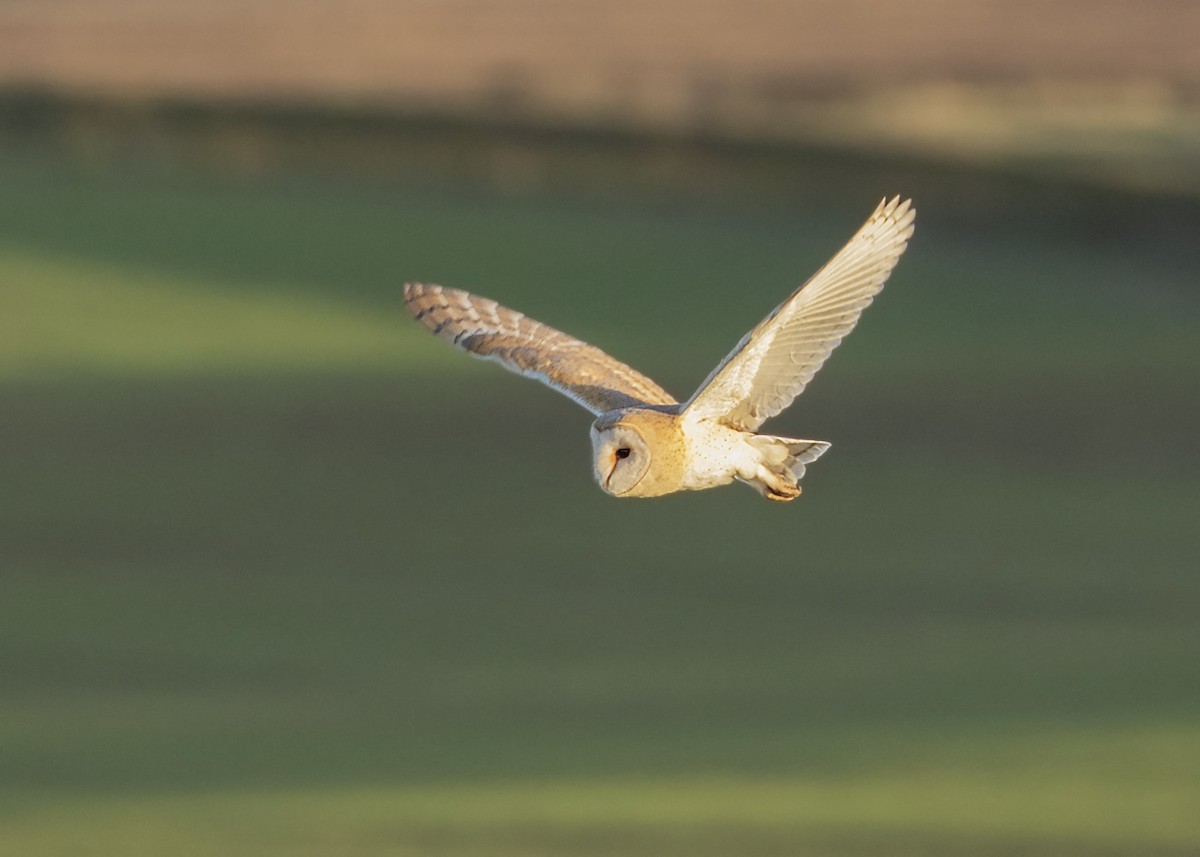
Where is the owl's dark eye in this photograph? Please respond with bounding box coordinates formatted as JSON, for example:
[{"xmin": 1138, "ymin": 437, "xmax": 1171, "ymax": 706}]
[{"xmin": 615, "ymin": 447, "xmax": 631, "ymax": 459}]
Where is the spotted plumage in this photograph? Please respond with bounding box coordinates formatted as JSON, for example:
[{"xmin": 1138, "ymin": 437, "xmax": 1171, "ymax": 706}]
[{"xmin": 404, "ymin": 196, "xmax": 915, "ymax": 501}]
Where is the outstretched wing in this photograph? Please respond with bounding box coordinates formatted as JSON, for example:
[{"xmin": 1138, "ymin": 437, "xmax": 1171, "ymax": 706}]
[
  {"xmin": 404, "ymin": 283, "xmax": 677, "ymax": 415},
  {"xmin": 682, "ymin": 196, "xmax": 915, "ymax": 431}
]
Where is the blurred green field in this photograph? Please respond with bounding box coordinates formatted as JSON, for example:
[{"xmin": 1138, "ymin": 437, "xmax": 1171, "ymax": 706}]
[{"xmin": 1, "ymin": 149, "xmax": 1198, "ymax": 856}]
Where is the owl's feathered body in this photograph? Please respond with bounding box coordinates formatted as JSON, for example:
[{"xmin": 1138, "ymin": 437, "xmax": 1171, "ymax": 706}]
[
  {"xmin": 589, "ymin": 405, "xmax": 830, "ymax": 499},
  {"xmin": 404, "ymin": 197, "xmax": 915, "ymax": 501}
]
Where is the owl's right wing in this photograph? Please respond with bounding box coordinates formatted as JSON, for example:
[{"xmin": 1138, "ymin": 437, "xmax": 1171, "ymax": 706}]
[
  {"xmin": 681, "ymin": 197, "xmax": 915, "ymax": 432},
  {"xmin": 404, "ymin": 283, "xmax": 678, "ymax": 415}
]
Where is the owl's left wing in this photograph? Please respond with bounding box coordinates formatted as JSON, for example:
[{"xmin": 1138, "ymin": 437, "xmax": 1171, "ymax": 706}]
[
  {"xmin": 404, "ymin": 283, "xmax": 678, "ymax": 415},
  {"xmin": 681, "ymin": 197, "xmax": 915, "ymax": 432}
]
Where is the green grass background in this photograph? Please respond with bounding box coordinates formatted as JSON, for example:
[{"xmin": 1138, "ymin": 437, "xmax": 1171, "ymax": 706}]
[{"xmin": 1, "ymin": 148, "xmax": 1198, "ymax": 856}]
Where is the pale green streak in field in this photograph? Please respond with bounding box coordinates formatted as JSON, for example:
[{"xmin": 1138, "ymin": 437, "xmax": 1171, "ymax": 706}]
[
  {"xmin": 4, "ymin": 719, "xmax": 1199, "ymax": 856},
  {"xmin": 0, "ymin": 248, "xmax": 445, "ymax": 378}
]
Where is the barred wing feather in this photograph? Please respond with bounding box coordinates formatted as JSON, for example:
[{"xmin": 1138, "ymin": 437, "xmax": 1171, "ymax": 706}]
[{"xmin": 404, "ymin": 283, "xmax": 678, "ymax": 415}]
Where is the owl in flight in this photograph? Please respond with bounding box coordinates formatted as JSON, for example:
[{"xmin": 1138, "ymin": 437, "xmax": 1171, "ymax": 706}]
[{"xmin": 405, "ymin": 196, "xmax": 914, "ymax": 501}]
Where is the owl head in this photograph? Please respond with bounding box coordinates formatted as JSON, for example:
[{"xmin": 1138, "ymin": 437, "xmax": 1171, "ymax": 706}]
[{"xmin": 589, "ymin": 409, "xmax": 684, "ymax": 498}]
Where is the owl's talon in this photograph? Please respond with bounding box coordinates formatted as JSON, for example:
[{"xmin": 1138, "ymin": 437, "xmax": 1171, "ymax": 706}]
[{"xmin": 764, "ymin": 482, "xmax": 801, "ymax": 502}]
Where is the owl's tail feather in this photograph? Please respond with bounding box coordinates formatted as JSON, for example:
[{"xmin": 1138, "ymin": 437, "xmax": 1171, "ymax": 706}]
[{"xmin": 742, "ymin": 435, "xmax": 831, "ymax": 502}]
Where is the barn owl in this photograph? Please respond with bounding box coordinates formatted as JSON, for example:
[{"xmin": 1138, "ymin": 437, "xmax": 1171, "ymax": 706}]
[{"xmin": 404, "ymin": 196, "xmax": 915, "ymax": 501}]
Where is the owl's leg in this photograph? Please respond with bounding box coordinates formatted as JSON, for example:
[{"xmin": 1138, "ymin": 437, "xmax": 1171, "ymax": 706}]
[
  {"xmin": 761, "ymin": 466, "xmax": 802, "ymax": 501},
  {"xmin": 740, "ymin": 434, "xmax": 829, "ymax": 501},
  {"xmin": 737, "ymin": 466, "xmax": 801, "ymax": 501}
]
